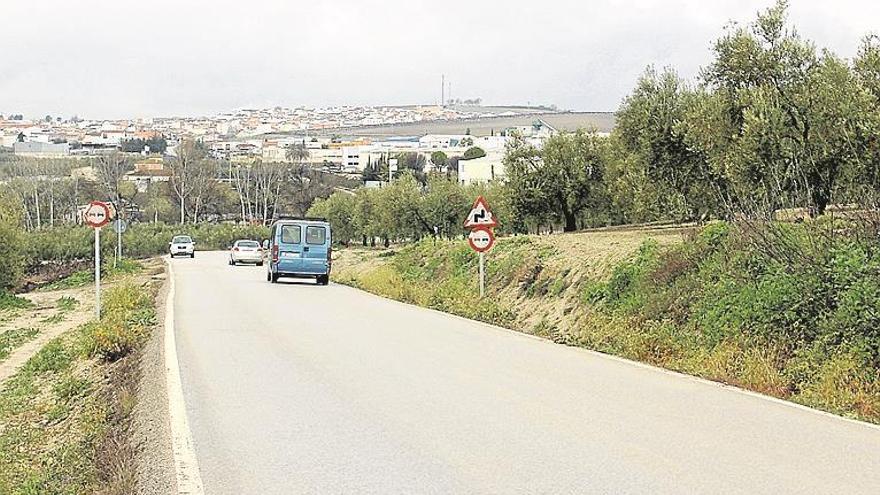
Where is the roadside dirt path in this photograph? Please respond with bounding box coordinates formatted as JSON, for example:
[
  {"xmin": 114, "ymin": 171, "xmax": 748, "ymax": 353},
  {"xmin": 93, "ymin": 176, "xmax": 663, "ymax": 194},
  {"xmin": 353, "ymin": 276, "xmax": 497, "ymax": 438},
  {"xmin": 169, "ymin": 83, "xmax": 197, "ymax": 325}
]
[
  {"xmin": 0, "ymin": 286, "xmax": 93, "ymax": 384},
  {"xmin": 0, "ymin": 258, "xmax": 164, "ymax": 386}
]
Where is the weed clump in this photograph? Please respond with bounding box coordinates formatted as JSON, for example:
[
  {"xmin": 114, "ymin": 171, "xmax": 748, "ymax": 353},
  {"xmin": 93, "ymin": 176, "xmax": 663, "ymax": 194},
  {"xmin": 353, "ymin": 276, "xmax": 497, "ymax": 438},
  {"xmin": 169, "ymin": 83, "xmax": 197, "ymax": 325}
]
[{"xmin": 80, "ymin": 284, "xmax": 156, "ymax": 362}]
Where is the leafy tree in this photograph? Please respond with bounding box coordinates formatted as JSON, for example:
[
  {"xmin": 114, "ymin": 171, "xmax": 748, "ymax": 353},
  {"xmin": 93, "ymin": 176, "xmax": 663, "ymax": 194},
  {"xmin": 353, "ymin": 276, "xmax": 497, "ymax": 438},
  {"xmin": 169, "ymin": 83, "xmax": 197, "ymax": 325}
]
[
  {"xmin": 419, "ymin": 175, "xmax": 468, "ymax": 238},
  {"xmin": 503, "ymin": 134, "xmax": 554, "ymax": 232},
  {"xmin": 687, "ymin": 0, "xmax": 872, "ymax": 217},
  {"xmin": 121, "ymin": 136, "xmax": 167, "ymax": 153},
  {"xmin": 615, "ymin": 67, "xmax": 720, "ymax": 221},
  {"xmin": 375, "ymin": 173, "xmax": 430, "ymax": 241},
  {"xmin": 506, "ymin": 130, "xmax": 608, "ymax": 232},
  {"xmin": 395, "ymin": 152, "xmax": 427, "ymax": 183},
  {"xmin": 352, "ymin": 188, "xmax": 380, "ymax": 245},
  {"xmin": 285, "ymin": 142, "xmax": 310, "ymax": 164},
  {"xmin": 430, "ymin": 151, "xmax": 449, "ymax": 170},
  {"xmin": 541, "ymin": 130, "xmax": 608, "ymax": 231},
  {"xmin": 462, "ymin": 147, "xmax": 486, "ymax": 160},
  {"xmin": 852, "ymin": 36, "xmax": 880, "ymax": 205},
  {"xmin": 308, "ymin": 192, "xmax": 357, "ymax": 245}
]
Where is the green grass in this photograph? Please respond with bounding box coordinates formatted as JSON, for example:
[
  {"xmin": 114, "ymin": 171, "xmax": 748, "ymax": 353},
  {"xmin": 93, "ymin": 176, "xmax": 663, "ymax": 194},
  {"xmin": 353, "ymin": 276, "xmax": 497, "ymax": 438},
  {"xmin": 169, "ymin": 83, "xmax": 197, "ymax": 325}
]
[
  {"xmin": 0, "ymin": 281, "xmax": 157, "ymax": 493},
  {"xmin": 0, "ymin": 292, "xmax": 32, "ymax": 311},
  {"xmin": 38, "ymin": 270, "xmax": 94, "ymax": 291},
  {"xmin": 0, "ymin": 327, "xmax": 40, "ymax": 362},
  {"xmin": 57, "ymin": 296, "xmax": 79, "ymax": 312},
  {"xmin": 41, "ymin": 314, "xmax": 64, "ymax": 324}
]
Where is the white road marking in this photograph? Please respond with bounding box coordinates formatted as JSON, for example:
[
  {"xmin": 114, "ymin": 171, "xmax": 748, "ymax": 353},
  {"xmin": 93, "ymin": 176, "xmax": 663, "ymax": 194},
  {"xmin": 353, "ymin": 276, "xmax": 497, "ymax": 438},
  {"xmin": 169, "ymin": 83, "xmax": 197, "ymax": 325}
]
[
  {"xmin": 343, "ymin": 283, "xmax": 880, "ymax": 431},
  {"xmin": 164, "ymin": 258, "xmax": 205, "ymax": 494}
]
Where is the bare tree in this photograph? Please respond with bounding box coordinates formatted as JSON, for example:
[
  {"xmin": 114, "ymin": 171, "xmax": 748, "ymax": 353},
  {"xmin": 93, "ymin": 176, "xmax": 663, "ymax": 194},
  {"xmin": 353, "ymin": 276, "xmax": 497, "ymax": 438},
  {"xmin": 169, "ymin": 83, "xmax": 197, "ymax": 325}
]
[
  {"xmin": 168, "ymin": 140, "xmax": 207, "ymax": 224},
  {"xmin": 251, "ymin": 161, "xmax": 284, "ymax": 223},
  {"xmin": 189, "ymin": 159, "xmax": 218, "ymax": 223},
  {"xmin": 94, "ymin": 151, "xmax": 133, "ymax": 220},
  {"xmin": 279, "ymin": 164, "xmax": 334, "ymax": 217}
]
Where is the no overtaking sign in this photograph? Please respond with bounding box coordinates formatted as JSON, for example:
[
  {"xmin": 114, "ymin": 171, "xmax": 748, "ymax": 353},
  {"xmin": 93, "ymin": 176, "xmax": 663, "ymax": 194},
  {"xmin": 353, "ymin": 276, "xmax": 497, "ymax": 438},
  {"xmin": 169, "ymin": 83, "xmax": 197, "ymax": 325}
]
[{"xmin": 83, "ymin": 201, "xmax": 111, "ymax": 228}]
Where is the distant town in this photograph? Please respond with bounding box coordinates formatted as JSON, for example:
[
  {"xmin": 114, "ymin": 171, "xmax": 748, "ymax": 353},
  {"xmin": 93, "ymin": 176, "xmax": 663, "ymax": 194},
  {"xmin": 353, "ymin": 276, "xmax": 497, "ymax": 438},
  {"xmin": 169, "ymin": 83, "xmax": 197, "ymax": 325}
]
[{"xmin": 0, "ymin": 104, "xmax": 614, "ymax": 185}]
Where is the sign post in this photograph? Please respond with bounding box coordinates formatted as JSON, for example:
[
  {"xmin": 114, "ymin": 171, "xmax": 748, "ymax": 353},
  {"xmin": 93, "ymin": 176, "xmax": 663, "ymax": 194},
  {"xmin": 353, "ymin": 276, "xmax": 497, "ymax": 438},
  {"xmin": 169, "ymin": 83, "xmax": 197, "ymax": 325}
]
[
  {"xmin": 95, "ymin": 227, "xmax": 101, "ymax": 317},
  {"xmin": 464, "ymin": 196, "xmax": 497, "ymax": 298},
  {"xmin": 83, "ymin": 201, "xmax": 111, "ymax": 318},
  {"xmin": 479, "ymin": 251, "xmax": 485, "ymax": 298},
  {"xmin": 112, "ymin": 219, "xmax": 127, "ymax": 267}
]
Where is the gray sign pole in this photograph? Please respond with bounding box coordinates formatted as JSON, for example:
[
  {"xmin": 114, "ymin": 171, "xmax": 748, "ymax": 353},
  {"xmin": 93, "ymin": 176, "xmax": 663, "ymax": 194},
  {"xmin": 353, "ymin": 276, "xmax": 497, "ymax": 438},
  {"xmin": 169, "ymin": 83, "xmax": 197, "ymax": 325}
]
[
  {"xmin": 95, "ymin": 227, "xmax": 101, "ymax": 319},
  {"xmin": 479, "ymin": 251, "xmax": 485, "ymax": 298}
]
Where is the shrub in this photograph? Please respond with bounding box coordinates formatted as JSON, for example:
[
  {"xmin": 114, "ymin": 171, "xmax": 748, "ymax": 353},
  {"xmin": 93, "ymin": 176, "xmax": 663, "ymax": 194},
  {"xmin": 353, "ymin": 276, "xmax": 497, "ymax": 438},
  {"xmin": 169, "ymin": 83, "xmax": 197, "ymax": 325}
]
[
  {"xmin": 0, "ymin": 188, "xmax": 25, "ymax": 291},
  {"xmin": 80, "ymin": 284, "xmax": 155, "ymax": 362},
  {"xmin": 462, "ymin": 146, "xmax": 486, "ymax": 160}
]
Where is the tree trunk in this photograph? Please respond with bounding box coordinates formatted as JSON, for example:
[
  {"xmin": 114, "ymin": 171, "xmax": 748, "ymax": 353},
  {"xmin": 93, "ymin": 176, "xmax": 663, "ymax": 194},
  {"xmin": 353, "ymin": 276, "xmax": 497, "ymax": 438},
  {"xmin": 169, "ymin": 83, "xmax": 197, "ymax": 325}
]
[
  {"xmin": 563, "ymin": 209, "xmax": 577, "ymax": 232},
  {"xmin": 179, "ymin": 199, "xmax": 185, "ymax": 224},
  {"xmin": 811, "ymin": 186, "xmax": 831, "ymax": 218},
  {"xmin": 34, "ymin": 189, "xmax": 41, "ymax": 229}
]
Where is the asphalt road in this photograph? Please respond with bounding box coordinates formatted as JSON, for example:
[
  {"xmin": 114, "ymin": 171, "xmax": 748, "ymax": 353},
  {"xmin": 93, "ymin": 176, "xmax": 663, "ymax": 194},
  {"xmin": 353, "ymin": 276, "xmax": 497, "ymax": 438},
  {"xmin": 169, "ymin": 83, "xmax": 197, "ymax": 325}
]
[{"xmin": 172, "ymin": 251, "xmax": 880, "ymax": 494}]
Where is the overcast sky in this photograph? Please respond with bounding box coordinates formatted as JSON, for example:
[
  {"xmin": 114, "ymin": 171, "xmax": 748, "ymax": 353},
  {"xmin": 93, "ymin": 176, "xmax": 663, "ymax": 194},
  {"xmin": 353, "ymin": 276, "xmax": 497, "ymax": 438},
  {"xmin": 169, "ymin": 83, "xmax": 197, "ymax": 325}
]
[{"xmin": 1, "ymin": 0, "xmax": 877, "ymax": 119}]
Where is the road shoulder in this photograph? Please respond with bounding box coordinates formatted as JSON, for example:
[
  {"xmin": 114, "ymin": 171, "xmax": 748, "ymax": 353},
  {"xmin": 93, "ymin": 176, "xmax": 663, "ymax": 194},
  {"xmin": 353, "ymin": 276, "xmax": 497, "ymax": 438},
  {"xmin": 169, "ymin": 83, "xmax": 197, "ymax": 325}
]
[{"xmin": 132, "ymin": 269, "xmax": 177, "ymax": 494}]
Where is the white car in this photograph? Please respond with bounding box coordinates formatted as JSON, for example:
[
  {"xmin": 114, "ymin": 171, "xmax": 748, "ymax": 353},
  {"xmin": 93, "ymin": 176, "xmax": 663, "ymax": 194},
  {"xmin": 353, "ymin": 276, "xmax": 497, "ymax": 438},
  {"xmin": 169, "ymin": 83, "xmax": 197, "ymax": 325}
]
[
  {"xmin": 169, "ymin": 235, "xmax": 195, "ymax": 258},
  {"xmin": 229, "ymin": 239, "xmax": 264, "ymax": 266}
]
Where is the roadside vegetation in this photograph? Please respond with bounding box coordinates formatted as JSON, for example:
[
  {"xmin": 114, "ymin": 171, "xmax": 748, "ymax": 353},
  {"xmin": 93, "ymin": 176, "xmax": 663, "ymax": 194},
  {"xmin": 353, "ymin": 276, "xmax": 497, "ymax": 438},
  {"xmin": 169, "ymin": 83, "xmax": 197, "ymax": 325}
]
[
  {"xmin": 327, "ymin": 3, "xmax": 880, "ymax": 423},
  {"xmin": 336, "ymin": 220, "xmax": 880, "ymax": 423},
  {"xmin": 0, "ymin": 282, "xmax": 158, "ymax": 494}
]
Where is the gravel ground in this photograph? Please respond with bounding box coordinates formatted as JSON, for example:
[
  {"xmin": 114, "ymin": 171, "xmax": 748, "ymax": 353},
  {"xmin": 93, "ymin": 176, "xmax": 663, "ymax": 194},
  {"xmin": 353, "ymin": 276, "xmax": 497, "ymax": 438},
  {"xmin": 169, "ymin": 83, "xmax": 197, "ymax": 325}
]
[{"xmin": 132, "ymin": 271, "xmax": 176, "ymax": 495}]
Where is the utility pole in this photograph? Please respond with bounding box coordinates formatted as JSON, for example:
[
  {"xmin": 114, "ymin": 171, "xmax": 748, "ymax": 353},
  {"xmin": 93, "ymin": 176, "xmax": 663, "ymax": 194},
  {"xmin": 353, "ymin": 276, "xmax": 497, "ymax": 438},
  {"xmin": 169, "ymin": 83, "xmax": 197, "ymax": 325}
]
[{"xmin": 441, "ymin": 74, "xmax": 445, "ymax": 107}]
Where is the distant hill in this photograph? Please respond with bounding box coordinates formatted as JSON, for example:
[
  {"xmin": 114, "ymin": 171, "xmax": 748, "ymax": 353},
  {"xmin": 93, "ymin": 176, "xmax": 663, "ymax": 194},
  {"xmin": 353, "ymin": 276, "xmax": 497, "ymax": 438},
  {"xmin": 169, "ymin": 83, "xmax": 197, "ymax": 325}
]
[{"xmin": 280, "ymin": 112, "xmax": 615, "ymax": 138}]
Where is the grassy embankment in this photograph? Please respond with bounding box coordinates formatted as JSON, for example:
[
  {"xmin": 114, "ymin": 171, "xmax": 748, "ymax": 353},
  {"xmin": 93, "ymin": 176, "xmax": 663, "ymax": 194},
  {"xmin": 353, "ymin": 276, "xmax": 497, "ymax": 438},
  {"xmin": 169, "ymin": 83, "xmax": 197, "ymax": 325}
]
[
  {"xmin": 0, "ymin": 272, "xmax": 159, "ymax": 493},
  {"xmin": 335, "ymin": 222, "xmax": 880, "ymax": 423}
]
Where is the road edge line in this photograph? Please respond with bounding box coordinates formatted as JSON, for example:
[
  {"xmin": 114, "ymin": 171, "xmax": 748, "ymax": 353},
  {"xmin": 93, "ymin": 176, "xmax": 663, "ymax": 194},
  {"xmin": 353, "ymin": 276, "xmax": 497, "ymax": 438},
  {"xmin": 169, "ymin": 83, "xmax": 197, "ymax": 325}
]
[
  {"xmin": 334, "ymin": 282, "xmax": 880, "ymax": 432},
  {"xmin": 163, "ymin": 258, "xmax": 205, "ymax": 494}
]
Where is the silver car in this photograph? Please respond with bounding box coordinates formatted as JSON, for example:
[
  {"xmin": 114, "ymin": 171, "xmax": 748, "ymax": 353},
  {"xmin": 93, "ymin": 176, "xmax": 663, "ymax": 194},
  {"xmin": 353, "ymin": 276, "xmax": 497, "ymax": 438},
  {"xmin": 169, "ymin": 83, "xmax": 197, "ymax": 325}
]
[
  {"xmin": 229, "ymin": 239, "xmax": 264, "ymax": 266},
  {"xmin": 169, "ymin": 235, "xmax": 195, "ymax": 258}
]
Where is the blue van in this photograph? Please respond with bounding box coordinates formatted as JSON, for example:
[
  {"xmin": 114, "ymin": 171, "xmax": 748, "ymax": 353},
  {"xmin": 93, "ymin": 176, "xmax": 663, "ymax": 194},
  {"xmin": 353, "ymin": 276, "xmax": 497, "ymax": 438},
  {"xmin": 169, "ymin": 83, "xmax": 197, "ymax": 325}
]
[{"xmin": 265, "ymin": 218, "xmax": 332, "ymax": 285}]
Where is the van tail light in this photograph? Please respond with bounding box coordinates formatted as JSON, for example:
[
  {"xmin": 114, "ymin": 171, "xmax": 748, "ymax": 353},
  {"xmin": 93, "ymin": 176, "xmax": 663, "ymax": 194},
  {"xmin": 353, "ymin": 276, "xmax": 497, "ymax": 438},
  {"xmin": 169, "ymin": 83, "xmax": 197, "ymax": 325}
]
[
  {"xmin": 233, "ymin": 247, "xmax": 239, "ymax": 251},
  {"xmin": 327, "ymin": 247, "xmax": 332, "ymax": 266},
  {"xmin": 272, "ymin": 244, "xmax": 279, "ymax": 262}
]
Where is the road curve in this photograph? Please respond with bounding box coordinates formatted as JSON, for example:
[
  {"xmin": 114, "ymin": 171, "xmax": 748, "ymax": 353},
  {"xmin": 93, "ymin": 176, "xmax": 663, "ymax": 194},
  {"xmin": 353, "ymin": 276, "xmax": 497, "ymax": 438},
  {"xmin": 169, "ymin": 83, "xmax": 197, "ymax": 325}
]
[{"xmin": 171, "ymin": 251, "xmax": 880, "ymax": 494}]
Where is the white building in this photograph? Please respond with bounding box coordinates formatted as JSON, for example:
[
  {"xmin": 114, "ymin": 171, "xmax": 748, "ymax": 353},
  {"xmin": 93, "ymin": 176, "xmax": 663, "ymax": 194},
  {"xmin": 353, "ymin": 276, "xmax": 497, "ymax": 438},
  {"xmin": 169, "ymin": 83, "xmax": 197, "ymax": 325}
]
[
  {"xmin": 13, "ymin": 141, "xmax": 70, "ymax": 158},
  {"xmin": 457, "ymin": 151, "xmax": 505, "ymax": 185}
]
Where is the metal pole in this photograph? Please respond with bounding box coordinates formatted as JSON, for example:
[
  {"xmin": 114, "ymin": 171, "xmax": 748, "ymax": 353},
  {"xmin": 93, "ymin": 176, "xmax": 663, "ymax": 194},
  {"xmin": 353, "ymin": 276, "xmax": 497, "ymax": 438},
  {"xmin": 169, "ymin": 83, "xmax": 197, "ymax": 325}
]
[
  {"xmin": 117, "ymin": 222, "xmax": 122, "ymax": 263},
  {"xmin": 95, "ymin": 227, "xmax": 101, "ymax": 319},
  {"xmin": 479, "ymin": 251, "xmax": 485, "ymax": 298}
]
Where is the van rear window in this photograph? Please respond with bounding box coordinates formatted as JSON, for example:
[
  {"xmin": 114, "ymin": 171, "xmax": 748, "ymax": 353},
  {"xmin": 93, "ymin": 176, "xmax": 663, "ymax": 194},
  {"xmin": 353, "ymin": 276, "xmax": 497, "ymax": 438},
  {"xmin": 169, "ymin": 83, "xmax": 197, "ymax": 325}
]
[
  {"xmin": 280, "ymin": 225, "xmax": 301, "ymax": 244},
  {"xmin": 306, "ymin": 226, "xmax": 326, "ymax": 245}
]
